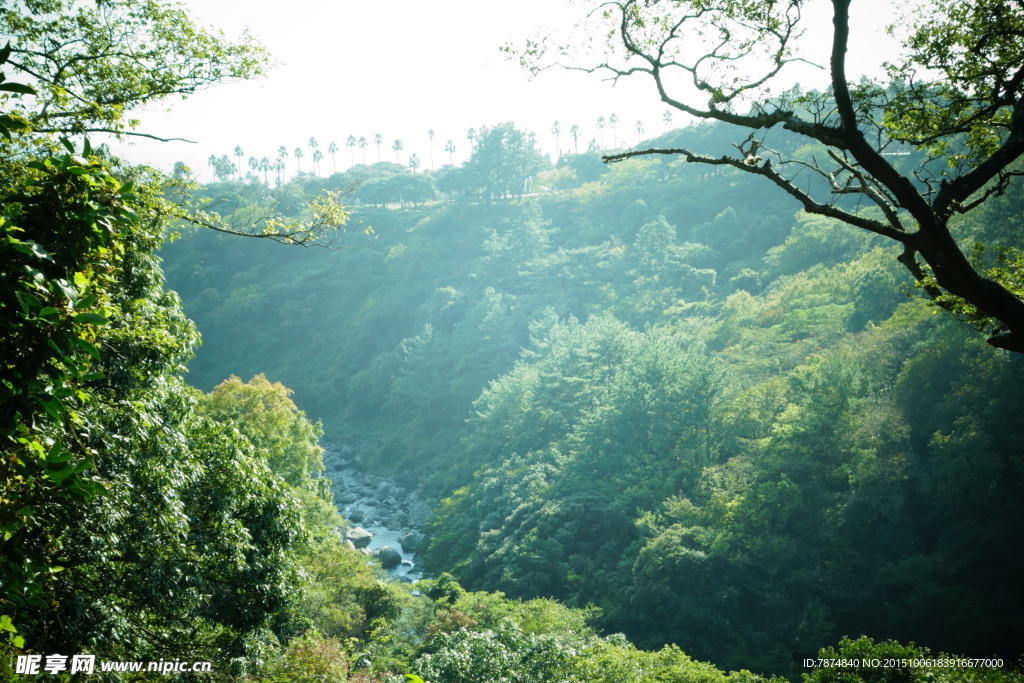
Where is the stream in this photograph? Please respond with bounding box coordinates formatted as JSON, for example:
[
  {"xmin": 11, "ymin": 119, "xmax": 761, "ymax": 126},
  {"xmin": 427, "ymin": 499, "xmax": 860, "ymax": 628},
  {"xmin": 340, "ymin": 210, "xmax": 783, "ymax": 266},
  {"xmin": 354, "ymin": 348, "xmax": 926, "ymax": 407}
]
[{"xmin": 321, "ymin": 442, "xmax": 431, "ymax": 583}]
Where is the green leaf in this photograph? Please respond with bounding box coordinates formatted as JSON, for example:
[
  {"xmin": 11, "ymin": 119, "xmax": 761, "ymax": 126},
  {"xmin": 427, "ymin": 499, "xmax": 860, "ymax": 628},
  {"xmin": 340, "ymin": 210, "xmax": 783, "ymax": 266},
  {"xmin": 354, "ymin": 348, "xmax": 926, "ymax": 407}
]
[
  {"xmin": 8, "ymin": 238, "xmax": 53, "ymax": 261},
  {"xmin": 73, "ymin": 312, "xmax": 108, "ymax": 325},
  {"xmin": 47, "ymin": 465, "xmax": 75, "ymax": 485},
  {"xmin": 15, "ymin": 290, "xmax": 41, "ymax": 314},
  {"xmin": 45, "ymin": 440, "xmax": 72, "ymax": 464},
  {"xmin": 75, "ymin": 337, "xmax": 101, "ymax": 361},
  {"xmin": 0, "ymin": 82, "xmax": 36, "ymax": 95}
]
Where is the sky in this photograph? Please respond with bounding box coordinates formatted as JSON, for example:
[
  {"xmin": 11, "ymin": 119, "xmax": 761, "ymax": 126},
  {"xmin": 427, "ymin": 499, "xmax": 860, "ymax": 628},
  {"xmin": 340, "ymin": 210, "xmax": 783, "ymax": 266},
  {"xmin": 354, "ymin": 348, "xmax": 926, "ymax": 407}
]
[{"xmin": 109, "ymin": 0, "xmax": 909, "ymax": 179}]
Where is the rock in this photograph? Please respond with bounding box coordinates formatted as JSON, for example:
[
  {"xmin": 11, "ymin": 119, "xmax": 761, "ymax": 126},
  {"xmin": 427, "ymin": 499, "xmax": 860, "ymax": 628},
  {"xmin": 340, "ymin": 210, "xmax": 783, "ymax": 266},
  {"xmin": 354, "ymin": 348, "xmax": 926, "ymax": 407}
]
[
  {"xmin": 347, "ymin": 508, "xmax": 365, "ymax": 523},
  {"xmin": 338, "ymin": 492, "xmax": 358, "ymax": 504},
  {"xmin": 373, "ymin": 482, "xmax": 391, "ymax": 500},
  {"xmin": 399, "ymin": 532, "xmax": 425, "ymax": 553},
  {"xmin": 372, "ymin": 546, "xmax": 402, "ymax": 568},
  {"xmin": 344, "ymin": 527, "xmax": 373, "ymax": 549},
  {"xmin": 407, "ymin": 501, "xmax": 433, "ymax": 527}
]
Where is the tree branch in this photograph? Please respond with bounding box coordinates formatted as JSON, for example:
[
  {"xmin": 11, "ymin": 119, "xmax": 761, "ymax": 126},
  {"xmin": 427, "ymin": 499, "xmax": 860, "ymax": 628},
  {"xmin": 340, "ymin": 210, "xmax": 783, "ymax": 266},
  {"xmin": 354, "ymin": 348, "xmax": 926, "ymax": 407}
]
[{"xmin": 605, "ymin": 147, "xmax": 910, "ymax": 242}]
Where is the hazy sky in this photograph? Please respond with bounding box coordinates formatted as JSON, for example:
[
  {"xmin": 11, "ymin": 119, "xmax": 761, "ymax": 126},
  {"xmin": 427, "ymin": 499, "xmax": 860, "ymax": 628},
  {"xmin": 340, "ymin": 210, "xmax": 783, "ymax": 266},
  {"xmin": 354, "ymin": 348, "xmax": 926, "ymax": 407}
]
[{"xmin": 109, "ymin": 0, "xmax": 907, "ymax": 178}]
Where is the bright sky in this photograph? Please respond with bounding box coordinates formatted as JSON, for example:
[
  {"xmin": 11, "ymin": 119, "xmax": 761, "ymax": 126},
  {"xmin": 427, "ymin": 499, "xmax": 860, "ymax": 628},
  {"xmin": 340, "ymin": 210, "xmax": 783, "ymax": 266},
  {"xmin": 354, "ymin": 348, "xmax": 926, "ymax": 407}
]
[{"xmin": 110, "ymin": 0, "xmax": 908, "ymax": 178}]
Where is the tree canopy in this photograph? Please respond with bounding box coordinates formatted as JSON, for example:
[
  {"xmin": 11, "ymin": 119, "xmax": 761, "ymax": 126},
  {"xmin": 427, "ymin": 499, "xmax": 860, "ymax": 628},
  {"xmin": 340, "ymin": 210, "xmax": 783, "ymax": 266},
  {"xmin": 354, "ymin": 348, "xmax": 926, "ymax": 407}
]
[
  {"xmin": 0, "ymin": 0, "xmax": 269, "ymax": 140},
  {"xmin": 516, "ymin": 0, "xmax": 1024, "ymax": 352}
]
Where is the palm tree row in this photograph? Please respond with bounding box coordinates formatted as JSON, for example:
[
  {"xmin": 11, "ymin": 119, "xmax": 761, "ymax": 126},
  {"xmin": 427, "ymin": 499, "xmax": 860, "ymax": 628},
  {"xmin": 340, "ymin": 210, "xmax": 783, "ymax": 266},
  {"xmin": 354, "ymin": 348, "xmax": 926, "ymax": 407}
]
[
  {"xmin": 208, "ymin": 114, "xmax": 680, "ymax": 184},
  {"xmin": 550, "ymin": 110, "xmax": 676, "ymax": 160},
  {"xmin": 209, "ymin": 130, "xmax": 467, "ymax": 184}
]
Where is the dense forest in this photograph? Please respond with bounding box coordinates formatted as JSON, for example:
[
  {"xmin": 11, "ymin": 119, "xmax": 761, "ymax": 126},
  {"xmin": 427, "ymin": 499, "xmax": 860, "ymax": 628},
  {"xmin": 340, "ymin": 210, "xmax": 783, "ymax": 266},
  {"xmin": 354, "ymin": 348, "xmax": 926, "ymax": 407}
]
[
  {"xmin": 4, "ymin": 0, "xmax": 1024, "ymax": 681},
  {"xmin": 164, "ymin": 120, "xmax": 1024, "ymax": 677}
]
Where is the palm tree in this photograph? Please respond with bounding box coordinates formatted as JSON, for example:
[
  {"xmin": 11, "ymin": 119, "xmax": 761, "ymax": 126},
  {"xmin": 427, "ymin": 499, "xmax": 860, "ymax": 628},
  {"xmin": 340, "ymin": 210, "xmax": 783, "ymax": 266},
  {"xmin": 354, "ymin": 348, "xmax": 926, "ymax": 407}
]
[
  {"xmin": 663, "ymin": 108, "xmax": 673, "ymax": 131},
  {"xmin": 328, "ymin": 141, "xmax": 339, "ymax": 173},
  {"xmin": 445, "ymin": 139, "xmax": 455, "ymax": 166},
  {"xmin": 259, "ymin": 156, "xmax": 270, "ymax": 185},
  {"xmin": 276, "ymin": 146, "xmax": 288, "ymax": 185},
  {"xmin": 635, "ymin": 119, "xmax": 644, "ymax": 145},
  {"xmin": 393, "ymin": 138, "xmax": 404, "ymax": 164},
  {"xmin": 428, "ymin": 129, "xmax": 435, "ymax": 171},
  {"xmin": 609, "ymin": 112, "xmax": 619, "ymax": 148},
  {"xmin": 346, "ymin": 135, "xmax": 356, "ymax": 168},
  {"xmin": 294, "ymin": 147, "xmax": 303, "ymax": 173},
  {"xmin": 570, "ymin": 124, "xmax": 580, "ymax": 154},
  {"xmin": 596, "ymin": 117, "xmax": 606, "ymax": 150},
  {"xmin": 313, "ymin": 149, "xmax": 324, "ymax": 177},
  {"xmin": 551, "ymin": 120, "xmax": 562, "ymax": 161},
  {"xmin": 358, "ymin": 136, "xmax": 368, "ymax": 164},
  {"xmin": 466, "ymin": 127, "xmax": 477, "ymax": 154},
  {"xmin": 374, "ymin": 133, "xmax": 383, "ymax": 162},
  {"xmin": 207, "ymin": 153, "xmax": 217, "ymax": 182},
  {"xmin": 308, "ymin": 137, "xmax": 319, "ymax": 174},
  {"xmin": 409, "ymin": 153, "xmax": 421, "ymax": 173},
  {"xmin": 248, "ymin": 156, "xmax": 258, "ymax": 182},
  {"xmin": 233, "ymin": 145, "xmax": 244, "ymax": 179}
]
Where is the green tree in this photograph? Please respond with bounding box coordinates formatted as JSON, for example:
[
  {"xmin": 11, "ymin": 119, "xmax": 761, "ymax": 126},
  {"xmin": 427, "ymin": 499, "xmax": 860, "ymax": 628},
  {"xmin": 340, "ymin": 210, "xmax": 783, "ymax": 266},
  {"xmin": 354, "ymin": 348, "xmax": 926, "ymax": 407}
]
[
  {"xmin": 463, "ymin": 122, "xmax": 548, "ymax": 200},
  {"xmin": 345, "ymin": 136, "xmax": 355, "ymax": 169},
  {"xmin": 277, "ymin": 145, "xmax": 288, "ymax": 184},
  {"xmin": 312, "ymin": 148, "xmax": 324, "ymax": 177},
  {"xmin": 1, "ymin": 148, "xmax": 304, "ymax": 668},
  {"xmin": 428, "ymin": 128, "xmax": 436, "ymax": 171},
  {"xmin": 1, "ymin": 0, "xmax": 268, "ymax": 138}
]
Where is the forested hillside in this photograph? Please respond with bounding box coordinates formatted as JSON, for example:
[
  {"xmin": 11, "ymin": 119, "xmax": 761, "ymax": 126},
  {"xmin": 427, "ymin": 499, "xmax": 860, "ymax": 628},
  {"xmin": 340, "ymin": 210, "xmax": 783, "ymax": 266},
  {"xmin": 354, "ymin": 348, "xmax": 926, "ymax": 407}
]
[{"xmin": 163, "ymin": 119, "xmax": 1024, "ymax": 675}]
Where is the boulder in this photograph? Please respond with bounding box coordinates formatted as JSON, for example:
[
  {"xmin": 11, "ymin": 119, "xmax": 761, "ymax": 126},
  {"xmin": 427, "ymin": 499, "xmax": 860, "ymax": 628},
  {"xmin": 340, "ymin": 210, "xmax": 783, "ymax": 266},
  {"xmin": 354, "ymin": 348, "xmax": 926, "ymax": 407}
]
[
  {"xmin": 399, "ymin": 532, "xmax": 425, "ymax": 553},
  {"xmin": 407, "ymin": 501, "xmax": 433, "ymax": 527},
  {"xmin": 347, "ymin": 508, "xmax": 365, "ymax": 523},
  {"xmin": 344, "ymin": 527, "xmax": 373, "ymax": 549},
  {"xmin": 373, "ymin": 482, "xmax": 392, "ymax": 500},
  {"xmin": 372, "ymin": 546, "xmax": 402, "ymax": 568},
  {"xmin": 338, "ymin": 493, "xmax": 358, "ymax": 505}
]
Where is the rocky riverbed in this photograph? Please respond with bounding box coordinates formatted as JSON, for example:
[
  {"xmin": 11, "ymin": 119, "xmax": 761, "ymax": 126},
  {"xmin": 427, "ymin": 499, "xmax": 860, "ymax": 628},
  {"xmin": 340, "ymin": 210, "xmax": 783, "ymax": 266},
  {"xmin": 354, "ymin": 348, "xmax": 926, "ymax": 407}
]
[{"xmin": 321, "ymin": 443, "xmax": 431, "ymax": 582}]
